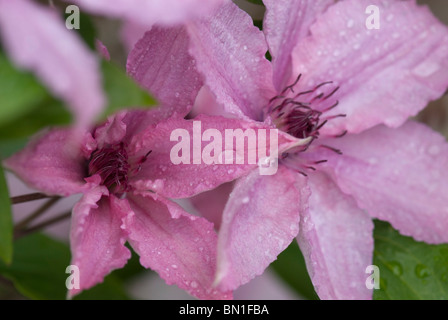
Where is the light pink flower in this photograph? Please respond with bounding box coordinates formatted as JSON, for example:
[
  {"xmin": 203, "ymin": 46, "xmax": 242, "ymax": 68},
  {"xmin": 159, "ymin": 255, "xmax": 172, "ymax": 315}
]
[
  {"xmin": 0, "ymin": 0, "xmax": 105, "ymax": 129},
  {"xmin": 4, "ymin": 106, "xmax": 288, "ymax": 299},
  {"xmin": 128, "ymin": 0, "xmax": 448, "ymax": 299}
]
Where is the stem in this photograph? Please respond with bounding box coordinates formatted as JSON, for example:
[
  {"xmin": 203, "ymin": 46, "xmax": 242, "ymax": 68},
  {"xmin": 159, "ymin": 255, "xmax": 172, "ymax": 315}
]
[
  {"xmin": 14, "ymin": 197, "xmax": 61, "ymax": 231},
  {"xmin": 10, "ymin": 193, "xmax": 50, "ymax": 204},
  {"xmin": 15, "ymin": 211, "xmax": 72, "ymax": 239}
]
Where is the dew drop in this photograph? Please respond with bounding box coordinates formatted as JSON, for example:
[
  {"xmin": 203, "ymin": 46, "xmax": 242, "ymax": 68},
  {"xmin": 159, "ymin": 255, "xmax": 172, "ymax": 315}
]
[
  {"xmin": 412, "ymin": 61, "xmax": 440, "ymax": 77},
  {"xmin": 242, "ymin": 196, "xmax": 250, "ymax": 204},
  {"xmin": 389, "ymin": 261, "xmax": 403, "ymax": 276},
  {"xmin": 347, "ymin": 19, "xmax": 355, "ymax": 28},
  {"xmin": 243, "ymin": 45, "xmax": 248, "ymax": 51},
  {"xmin": 428, "ymin": 145, "xmax": 440, "ymax": 156},
  {"xmin": 415, "ymin": 264, "xmax": 430, "ymax": 279}
]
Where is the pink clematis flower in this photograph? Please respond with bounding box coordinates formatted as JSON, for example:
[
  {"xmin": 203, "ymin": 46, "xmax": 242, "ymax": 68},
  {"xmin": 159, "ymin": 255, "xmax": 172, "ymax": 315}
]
[
  {"xmin": 128, "ymin": 0, "xmax": 448, "ymax": 299},
  {"xmin": 4, "ymin": 106, "xmax": 291, "ymax": 299},
  {"xmin": 0, "ymin": 0, "xmax": 105, "ymax": 129}
]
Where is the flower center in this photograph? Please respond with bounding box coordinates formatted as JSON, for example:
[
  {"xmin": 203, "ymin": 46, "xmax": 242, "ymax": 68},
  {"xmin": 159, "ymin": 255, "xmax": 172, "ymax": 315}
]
[
  {"xmin": 267, "ymin": 74, "xmax": 346, "ymax": 176},
  {"xmin": 268, "ymin": 74, "xmax": 345, "ymax": 148},
  {"xmin": 88, "ymin": 142, "xmax": 130, "ymax": 194}
]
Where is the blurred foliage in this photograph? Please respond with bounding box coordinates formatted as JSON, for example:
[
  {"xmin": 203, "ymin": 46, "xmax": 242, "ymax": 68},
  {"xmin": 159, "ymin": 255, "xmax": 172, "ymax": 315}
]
[
  {"xmin": 101, "ymin": 60, "xmax": 157, "ymax": 118},
  {"xmin": 0, "ymin": 233, "xmax": 130, "ymax": 300},
  {"xmin": 0, "ymin": 166, "xmax": 13, "ymax": 265},
  {"xmin": 246, "ymin": 0, "xmax": 264, "ymax": 6}
]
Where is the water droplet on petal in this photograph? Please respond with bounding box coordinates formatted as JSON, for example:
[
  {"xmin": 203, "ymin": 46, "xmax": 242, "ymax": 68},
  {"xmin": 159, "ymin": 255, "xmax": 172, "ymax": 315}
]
[
  {"xmin": 428, "ymin": 145, "xmax": 440, "ymax": 156},
  {"xmin": 190, "ymin": 281, "xmax": 198, "ymax": 288},
  {"xmin": 242, "ymin": 196, "xmax": 250, "ymax": 204},
  {"xmin": 412, "ymin": 61, "xmax": 440, "ymax": 77},
  {"xmin": 347, "ymin": 19, "xmax": 355, "ymax": 28}
]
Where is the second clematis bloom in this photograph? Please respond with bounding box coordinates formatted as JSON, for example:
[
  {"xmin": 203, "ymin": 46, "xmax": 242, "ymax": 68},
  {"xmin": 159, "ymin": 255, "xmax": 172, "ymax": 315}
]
[
  {"xmin": 4, "ymin": 107, "xmax": 296, "ymax": 299},
  {"xmin": 128, "ymin": 0, "xmax": 448, "ymax": 299}
]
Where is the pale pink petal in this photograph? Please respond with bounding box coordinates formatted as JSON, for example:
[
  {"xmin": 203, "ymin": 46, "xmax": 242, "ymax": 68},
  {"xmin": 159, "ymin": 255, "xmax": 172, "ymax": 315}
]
[
  {"xmin": 67, "ymin": 0, "xmax": 228, "ymax": 26},
  {"xmin": 69, "ymin": 190, "xmax": 131, "ymax": 298},
  {"xmin": 314, "ymin": 121, "xmax": 448, "ymax": 244},
  {"xmin": 186, "ymin": 2, "xmax": 274, "ymax": 121},
  {"xmin": 125, "ymin": 191, "xmax": 232, "ymax": 300},
  {"xmin": 190, "ymin": 182, "xmax": 234, "ymax": 230},
  {"xmin": 215, "ymin": 166, "xmax": 309, "ymax": 291},
  {"xmin": 128, "ymin": 114, "xmax": 298, "ymax": 198},
  {"xmin": 127, "ymin": 26, "xmax": 203, "ymax": 118},
  {"xmin": 4, "ymin": 129, "xmax": 87, "ymax": 196},
  {"xmin": 0, "ymin": 0, "xmax": 105, "ymax": 128},
  {"xmin": 297, "ymin": 172, "xmax": 374, "ymax": 300},
  {"xmin": 263, "ymin": 0, "xmax": 333, "ymax": 91},
  {"xmin": 291, "ymin": 0, "xmax": 448, "ymax": 135}
]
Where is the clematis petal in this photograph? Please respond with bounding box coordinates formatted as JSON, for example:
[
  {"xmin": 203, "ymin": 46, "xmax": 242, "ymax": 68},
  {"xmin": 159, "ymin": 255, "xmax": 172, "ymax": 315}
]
[
  {"xmin": 128, "ymin": 114, "xmax": 299, "ymax": 198},
  {"xmin": 127, "ymin": 26, "xmax": 203, "ymax": 118},
  {"xmin": 291, "ymin": 0, "xmax": 448, "ymax": 135},
  {"xmin": 186, "ymin": 2, "xmax": 274, "ymax": 121},
  {"xmin": 67, "ymin": 0, "xmax": 228, "ymax": 26},
  {"xmin": 69, "ymin": 190, "xmax": 131, "ymax": 298},
  {"xmin": 297, "ymin": 172, "xmax": 374, "ymax": 300},
  {"xmin": 94, "ymin": 112, "xmax": 127, "ymax": 147},
  {"xmin": 215, "ymin": 166, "xmax": 309, "ymax": 292},
  {"xmin": 125, "ymin": 191, "xmax": 231, "ymax": 300},
  {"xmin": 263, "ymin": 0, "xmax": 333, "ymax": 91},
  {"xmin": 4, "ymin": 129, "xmax": 87, "ymax": 196},
  {"xmin": 190, "ymin": 181, "xmax": 234, "ymax": 230},
  {"xmin": 0, "ymin": 0, "xmax": 105, "ymax": 128},
  {"xmin": 314, "ymin": 121, "xmax": 448, "ymax": 244}
]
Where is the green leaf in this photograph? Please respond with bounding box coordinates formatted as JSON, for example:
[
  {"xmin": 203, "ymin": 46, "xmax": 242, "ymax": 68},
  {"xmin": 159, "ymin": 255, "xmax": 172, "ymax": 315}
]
[
  {"xmin": 101, "ymin": 60, "xmax": 157, "ymax": 118},
  {"xmin": 0, "ymin": 233, "xmax": 70, "ymax": 299},
  {"xmin": 270, "ymin": 241, "xmax": 318, "ymax": 300},
  {"xmin": 373, "ymin": 220, "xmax": 448, "ymax": 300},
  {"xmin": 246, "ymin": 0, "xmax": 264, "ymax": 6},
  {"xmin": 0, "ymin": 53, "xmax": 48, "ymax": 126},
  {"xmin": 0, "ymin": 234, "xmax": 130, "ymax": 300},
  {"xmin": 0, "ymin": 166, "xmax": 13, "ymax": 265}
]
